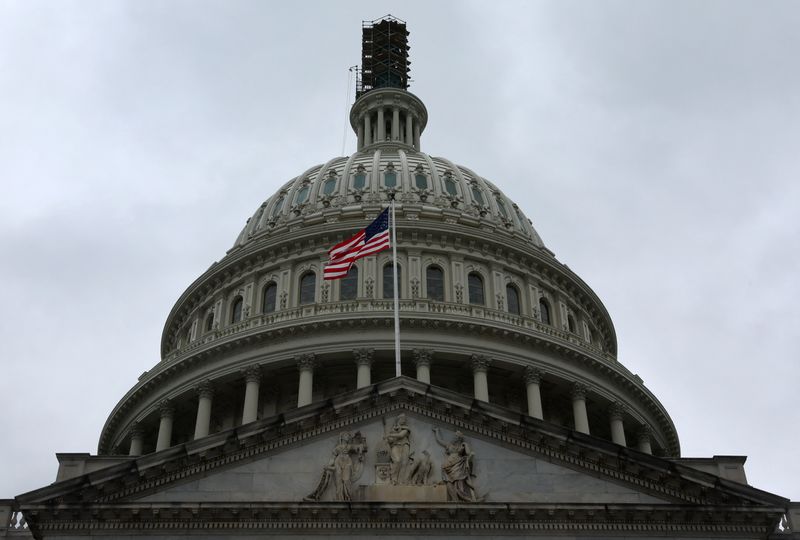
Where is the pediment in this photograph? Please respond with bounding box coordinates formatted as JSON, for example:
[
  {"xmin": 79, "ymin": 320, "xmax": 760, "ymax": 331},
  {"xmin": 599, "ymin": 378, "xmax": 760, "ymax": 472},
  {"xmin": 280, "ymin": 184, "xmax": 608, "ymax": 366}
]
[{"xmin": 18, "ymin": 378, "xmax": 786, "ymax": 511}]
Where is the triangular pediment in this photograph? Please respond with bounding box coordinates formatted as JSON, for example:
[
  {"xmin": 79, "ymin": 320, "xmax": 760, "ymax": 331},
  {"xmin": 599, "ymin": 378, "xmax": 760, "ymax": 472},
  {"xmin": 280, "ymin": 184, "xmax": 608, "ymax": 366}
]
[{"xmin": 17, "ymin": 378, "xmax": 787, "ymax": 512}]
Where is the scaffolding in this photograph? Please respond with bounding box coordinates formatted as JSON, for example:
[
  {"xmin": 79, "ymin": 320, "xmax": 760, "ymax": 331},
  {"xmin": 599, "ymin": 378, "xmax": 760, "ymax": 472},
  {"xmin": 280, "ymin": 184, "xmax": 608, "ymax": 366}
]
[{"xmin": 356, "ymin": 15, "xmax": 410, "ymax": 98}]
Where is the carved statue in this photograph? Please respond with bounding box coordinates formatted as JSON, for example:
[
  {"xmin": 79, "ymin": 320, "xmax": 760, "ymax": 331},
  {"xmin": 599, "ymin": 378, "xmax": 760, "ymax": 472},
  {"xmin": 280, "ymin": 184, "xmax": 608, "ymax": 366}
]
[
  {"xmin": 432, "ymin": 427, "xmax": 482, "ymax": 502},
  {"xmin": 408, "ymin": 449, "xmax": 433, "ymax": 485},
  {"xmin": 383, "ymin": 414, "xmax": 412, "ymax": 485},
  {"xmin": 304, "ymin": 431, "xmax": 367, "ymax": 501}
]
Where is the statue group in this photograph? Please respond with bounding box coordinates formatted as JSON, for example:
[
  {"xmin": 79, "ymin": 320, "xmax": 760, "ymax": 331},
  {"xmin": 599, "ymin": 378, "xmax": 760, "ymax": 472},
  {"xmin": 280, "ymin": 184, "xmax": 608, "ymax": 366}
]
[{"xmin": 305, "ymin": 415, "xmax": 482, "ymax": 502}]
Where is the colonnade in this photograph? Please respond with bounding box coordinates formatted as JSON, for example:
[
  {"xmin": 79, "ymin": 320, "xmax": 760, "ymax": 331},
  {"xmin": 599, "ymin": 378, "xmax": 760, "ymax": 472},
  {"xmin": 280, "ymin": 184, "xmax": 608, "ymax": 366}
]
[
  {"xmin": 130, "ymin": 352, "xmax": 654, "ymax": 457},
  {"xmin": 358, "ymin": 106, "xmax": 420, "ymax": 150}
]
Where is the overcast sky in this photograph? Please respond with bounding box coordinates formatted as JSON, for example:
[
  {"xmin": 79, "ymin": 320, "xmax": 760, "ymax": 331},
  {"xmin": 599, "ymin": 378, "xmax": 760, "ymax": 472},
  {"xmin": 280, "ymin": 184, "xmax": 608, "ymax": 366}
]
[{"xmin": 1, "ymin": 1, "xmax": 798, "ymax": 501}]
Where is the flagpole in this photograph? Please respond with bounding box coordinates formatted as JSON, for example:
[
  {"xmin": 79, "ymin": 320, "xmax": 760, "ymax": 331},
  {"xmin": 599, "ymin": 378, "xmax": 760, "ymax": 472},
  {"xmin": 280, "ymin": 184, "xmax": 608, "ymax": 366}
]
[{"xmin": 391, "ymin": 198, "xmax": 401, "ymax": 377}]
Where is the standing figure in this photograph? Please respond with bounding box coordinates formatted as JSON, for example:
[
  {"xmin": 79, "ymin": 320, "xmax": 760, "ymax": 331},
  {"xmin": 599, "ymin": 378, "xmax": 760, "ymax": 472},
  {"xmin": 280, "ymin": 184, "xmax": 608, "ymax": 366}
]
[
  {"xmin": 384, "ymin": 414, "xmax": 412, "ymax": 485},
  {"xmin": 432, "ymin": 427, "xmax": 482, "ymax": 502},
  {"xmin": 305, "ymin": 431, "xmax": 367, "ymax": 501}
]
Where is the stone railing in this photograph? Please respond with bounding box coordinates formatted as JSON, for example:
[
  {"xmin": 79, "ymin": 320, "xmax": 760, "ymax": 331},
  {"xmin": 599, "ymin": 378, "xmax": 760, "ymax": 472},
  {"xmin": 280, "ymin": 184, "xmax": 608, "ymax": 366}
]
[
  {"xmin": 165, "ymin": 299, "xmax": 611, "ymax": 364},
  {"xmin": 0, "ymin": 500, "xmax": 31, "ymax": 537}
]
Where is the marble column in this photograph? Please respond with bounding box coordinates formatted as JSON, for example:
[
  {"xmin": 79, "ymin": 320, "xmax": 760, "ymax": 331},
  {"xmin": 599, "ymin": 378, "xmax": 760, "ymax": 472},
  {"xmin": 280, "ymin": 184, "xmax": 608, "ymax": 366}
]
[
  {"xmin": 571, "ymin": 383, "xmax": 590, "ymax": 435},
  {"xmin": 609, "ymin": 401, "xmax": 627, "ymax": 446},
  {"xmin": 354, "ymin": 348, "xmax": 374, "ymax": 389},
  {"xmin": 128, "ymin": 422, "xmax": 143, "ymax": 457},
  {"xmin": 523, "ymin": 366, "xmax": 544, "ymax": 420},
  {"xmin": 296, "ymin": 354, "xmax": 316, "ymax": 407},
  {"xmin": 155, "ymin": 400, "xmax": 174, "ymax": 452},
  {"xmin": 471, "ymin": 354, "xmax": 491, "ymax": 402},
  {"xmin": 412, "ymin": 349, "xmax": 432, "ymax": 384},
  {"xmin": 392, "ymin": 107, "xmax": 400, "ymax": 140},
  {"xmin": 413, "ymin": 124, "xmax": 420, "ymax": 150},
  {"xmin": 405, "ymin": 115, "xmax": 413, "ymax": 146},
  {"xmin": 241, "ymin": 366, "xmax": 262, "ymax": 425},
  {"xmin": 377, "ymin": 108, "xmax": 385, "ymax": 141},
  {"xmin": 357, "ymin": 124, "xmax": 364, "ymax": 150},
  {"xmin": 364, "ymin": 114, "xmax": 372, "ymax": 146},
  {"xmin": 193, "ymin": 380, "xmax": 214, "ymax": 440},
  {"xmin": 637, "ymin": 424, "xmax": 653, "ymax": 455}
]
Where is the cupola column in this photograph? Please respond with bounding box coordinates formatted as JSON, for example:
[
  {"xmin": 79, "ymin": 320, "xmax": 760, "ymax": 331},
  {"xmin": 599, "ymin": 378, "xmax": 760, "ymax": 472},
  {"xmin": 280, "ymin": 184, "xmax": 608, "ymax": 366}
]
[
  {"xmin": 357, "ymin": 124, "xmax": 364, "ymax": 150},
  {"xmin": 193, "ymin": 381, "xmax": 214, "ymax": 440},
  {"xmin": 412, "ymin": 349, "xmax": 432, "ymax": 384},
  {"xmin": 128, "ymin": 422, "xmax": 143, "ymax": 456},
  {"xmin": 637, "ymin": 425, "xmax": 653, "ymax": 454},
  {"xmin": 354, "ymin": 348, "xmax": 374, "ymax": 389},
  {"xmin": 523, "ymin": 367, "xmax": 544, "ymax": 420},
  {"xmin": 155, "ymin": 400, "xmax": 174, "ymax": 452},
  {"xmin": 241, "ymin": 366, "xmax": 262, "ymax": 425},
  {"xmin": 609, "ymin": 402, "xmax": 627, "ymax": 446},
  {"xmin": 571, "ymin": 383, "xmax": 590, "ymax": 435},
  {"xmin": 296, "ymin": 354, "xmax": 316, "ymax": 407},
  {"xmin": 377, "ymin": 108, "xmax": 385, "ymax": 141},
  {"xmin": 392, "ymin": 107, "xmax": 400, "ymax": 140},
  {"xmin": 471, "ymin": 355, "xmax": 491, "ymax": 402},
  {"xmin": 364, "ymin": 114, "xmax": 372, "ymax": 147},
  {"xmin": 413, "ymin": 124, "xmax": 420, "ymax": 150}
]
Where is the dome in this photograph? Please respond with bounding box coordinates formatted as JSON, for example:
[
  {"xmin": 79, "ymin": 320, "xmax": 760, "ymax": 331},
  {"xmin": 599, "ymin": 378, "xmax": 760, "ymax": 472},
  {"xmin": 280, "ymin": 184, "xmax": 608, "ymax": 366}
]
[{"xmin": 98, "ymin": 74, "xmax": 678, "ymax": 462}]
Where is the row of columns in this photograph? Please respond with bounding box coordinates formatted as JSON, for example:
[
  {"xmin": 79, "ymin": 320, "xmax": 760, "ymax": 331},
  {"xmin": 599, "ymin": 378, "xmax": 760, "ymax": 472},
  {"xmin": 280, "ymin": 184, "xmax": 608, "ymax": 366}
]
[
  {"xmin": 359, "ymin": 107, "xmax": 420, "ymax": 149},
  {"xmin": 132, "ymin": 352, "xmax": 652, "ymax": 456}
]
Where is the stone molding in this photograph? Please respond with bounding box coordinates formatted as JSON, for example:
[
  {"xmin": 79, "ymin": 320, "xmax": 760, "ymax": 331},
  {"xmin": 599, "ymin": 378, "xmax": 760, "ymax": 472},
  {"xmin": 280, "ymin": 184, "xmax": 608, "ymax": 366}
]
[{"xmin": 638, "ymin": 423, "xmax": 652, "ymax": 444}]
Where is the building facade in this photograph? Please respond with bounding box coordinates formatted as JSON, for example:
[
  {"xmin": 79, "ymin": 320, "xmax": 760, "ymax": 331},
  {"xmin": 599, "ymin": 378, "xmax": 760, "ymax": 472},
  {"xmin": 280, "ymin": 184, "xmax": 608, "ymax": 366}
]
[{"xmin": 3, "ymin": 15, "xmax": 798, "ymax": 540}]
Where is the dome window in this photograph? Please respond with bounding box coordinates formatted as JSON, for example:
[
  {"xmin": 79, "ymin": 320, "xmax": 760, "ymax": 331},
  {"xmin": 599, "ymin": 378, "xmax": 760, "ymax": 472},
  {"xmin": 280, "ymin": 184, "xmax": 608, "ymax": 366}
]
[
  {"xmin": 443, "ymin": 172, "xmax": 458, "ymax": 196},
  {"xmin": 415, "ymin": 174, "xmax": 428, "ymax": 190},
  {"xmin": 204, "ymin": 312, "xmax": 214, "ymax": 333},
  {"xmin": 426, "ymin": 265, "xmax": 445, "ymax": 302},
  {"xmin": 383, "ymin": 263, "xmax": 401, "ymax": 298},
  {"xmin": 322, "ymin": 176, "xmax": 337, "ymax": 195},
  {"xmin": 271, "ymin": 196, "xmax": 285, "ymax": 217},
  {"xmin": 352, "ymin": 164, "xmax": 368, "ymax": 190},
  {"xmin": 468, "ymin": 273, "xmax": 484, "ymax": 305},
  {"xmin": 495, "ymin": 198, "xmax": 509, "ymax": 219},
  {"xmin": 384, "ymin": 163, "xmax": 397, "ymax": 188},
  {"xmin": 231, "ymin": 296, "xmax": 244, "ymax": 324},
  {"xmin": 262, "ymin": 282, "xmax": 277, "ymax": 314},
  {"xmin": 471, "ymin": 185, "xmax": 485, "ymax": 206},
  {"xmin": 506, "ymin": 284, "xmax": 520, "ymax": 315},
  {"xmin": 567, "ymin": 314, "xmax": 577, "ymax": 334},
  {"xmin": 539, "ymin": 298, "xmax": 551, "ymax": 326},
  {"xmin": 340, "ymin": 266, "xmax": 358, "ymax": 301},
  {"xmin": 295, "ymin": 185, "xmax": 310, "ymax": 204},
  {"xmin": 299, "ymin": 272, "xmax": 316, "ymax": 305}
]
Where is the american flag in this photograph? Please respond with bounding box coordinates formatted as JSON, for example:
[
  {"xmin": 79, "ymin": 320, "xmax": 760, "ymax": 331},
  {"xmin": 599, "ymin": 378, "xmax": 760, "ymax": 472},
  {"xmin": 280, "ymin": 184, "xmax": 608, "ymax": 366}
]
[{"xmin": 323, "ymin": 208, "xmax": 391, "ymax": 280}]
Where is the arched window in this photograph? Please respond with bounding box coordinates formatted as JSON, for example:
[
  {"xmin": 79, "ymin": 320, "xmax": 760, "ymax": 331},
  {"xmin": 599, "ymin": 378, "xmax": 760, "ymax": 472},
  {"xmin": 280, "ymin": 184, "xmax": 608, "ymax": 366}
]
[
  {"xmin": 231, "ymin": 296, "xmax": 243, "ymax": 324},
  {"xmin": 496, "ymin": 198, "xmax": 508, "ymax": 219},
  {"xmin": 262, "ymin": 282, "xmax": 277, "ymax": 314},
  {"xmin": 322, "ymin": 177, "xmax": 337, "ymax": 195},
  {"xmin": 340, "ymin": 266, "xmax": 358, "ymax": 301},
  {"xmin": 426, "ymin": 265, "xmax": 444, "ymax": 302},
  {"xmin": 183, "ymin": 329, "xmax": 192, "ymax": 346},
  {"xmin": 204, "ymin": 312, "xmax": 214, "ymax": 332},
  {"xmin": 568, "ymin": 314, "xmax": 577, "ymax": 333},
  {"xmin": 539, "ymin": 298, "xmax": 551, "ymax": 326},
  {"xmin": 444, "ymin": 176, "xmax": 458, "ymax": 196},
  {"xmin": 295, "ymin": 184, "xmax": 310, "ymax": 204},
  {"xmin": 383, "ymin": 263, "xmax": 402, "ymax": 299},
  {"xmin": 468, "ymin": 272, "xmax": 484, "ymax": 305},
  {"xmin": 506, "ymin": 284, "xmax": 520, "ymax": 315},
  {"xmin": 471, "ymin": 185, "xmax": 485, "ymax": 206},
  {"xmin": 299, "ymin": 272, "xmax": 316, "ymax": 305},
  {"xmin": 271, "ymin": 196, "xmax": 285, "ymax": 217}
]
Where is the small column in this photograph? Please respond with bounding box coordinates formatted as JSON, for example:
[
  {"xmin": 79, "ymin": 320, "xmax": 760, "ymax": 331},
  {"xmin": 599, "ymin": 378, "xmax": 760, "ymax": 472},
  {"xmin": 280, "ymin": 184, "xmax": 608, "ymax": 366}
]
[
  {"xmin": 413, "ymin": 124, "xmax": 420, "ymax": 150},
  {"xmin": 412, "ymin": 349, "xmax": 432, "ymax": 384},
  {"xmin": 377, "ymin": 108, "xmax": 385, "ymax": 141},
  {"xmin": 296, "ymin": 354, "xmax": 316, "ymax": 407},
  {"xmin": 523, "ymin": 367, "xmax": 544, "ymax": 420},
  {"xmin": 391, "ymin": 107, "xmax": 400, "ymax": 140},
  {"xmin": 354, "ymin": 348, "xmax": 374, "ymax": 389},
  {"xmin": 471, "ymin": 354, "xmax": 491, "ymax": 402},
  {"xmin": 637, "ymin": 425, "xmax": 653, "ymax": 455},
  {"xmin": 241, "ymin": 366, "xmax": 262, "ymax": 425},
  {"xmin": 193, "ymin": 380, "xmax": 214, "ymax": 440},
  {"xmin": 155, "ymin": 400, "xmax": 174, "ymax": 452},
  {"xmin": 571, "ymin": 383, "xmax": 590, "ymax": 435},
  {"xmin": 357, "ymin": 124, "xmax": 364, "ymax": 150},
  {"xmin": 364, "ymin": 114, "xmax": 372, "ymax": 146},
  {"xmin": 609, "ymin": 401, "xmax": 627, "ymax": 446},
  {"xmin": 128, "ymin": 422, "xmax": 144, "ymax": 457},
  {"xmin": 405, "ymin": 115, "xmax": 413, "ymax": 147}
]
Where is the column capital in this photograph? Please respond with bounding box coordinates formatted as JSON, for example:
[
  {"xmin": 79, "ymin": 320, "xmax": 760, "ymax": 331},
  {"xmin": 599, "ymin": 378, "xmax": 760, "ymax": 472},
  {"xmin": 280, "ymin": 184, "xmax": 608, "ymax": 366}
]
[
  {"xmin": 523, "ymin": 366, "xmax": 543, "ymax": 385},
  {"xmin": 242, "ymin": 365, "xmax": 262, "ymax": 384},
  {"xmin": 158, "ymin": 399, "xmax": 174, "ymax": 419},
  {"xmin": 412, "ymin": 348, "xmax": 433, "ymax": 368},
  {"xmin": 296, "ymin": 353, "xmax": 317, "ymax": 371},
  {"xmin": 609, "ymin": 401, "xmax": 626, "ymax": 421},
  {"xmin": 129, "ymin": 421, "xmax": 144, "ymax": 438},
  {"xmin": 637, "ymin": 424, "xmax": 652, "ymax": 443},
  {"xmin": 195, "ymin": 380, "xmax": 215, "ymax": 399},
  {"xmin": 353, "ymin": 348, "xmax": 374, "ymax": 367},
  {"xmin": 570, "ymin": 382, "xmax": 588, "ymax": 401},
  {"xmin": 470, "ymin": 354, "xmax": 491, "ymax": 372}
]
